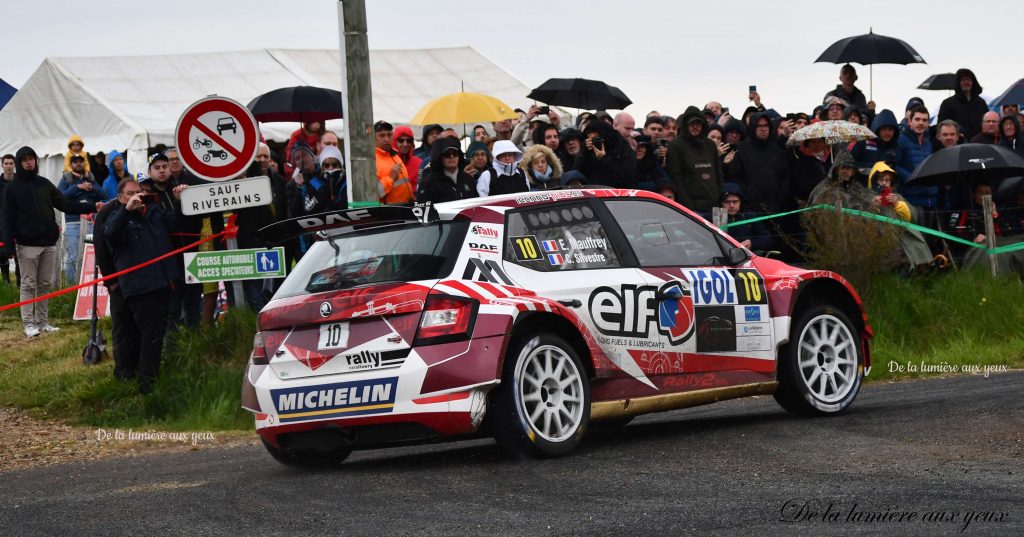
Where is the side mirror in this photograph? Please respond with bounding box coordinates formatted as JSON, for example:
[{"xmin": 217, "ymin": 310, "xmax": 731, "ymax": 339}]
[{"xmin": 727, "ymin": 246, "xmax": 749, "ymax": 266}]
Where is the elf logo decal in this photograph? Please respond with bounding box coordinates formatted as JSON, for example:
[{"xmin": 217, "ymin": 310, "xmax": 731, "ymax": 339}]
[
  {"xmin": 685, "ymin": 269, "xmax": 737, "ymax": 305},
  {"xmin": 657, "ymin": 281, "xmax": 695, "ymax": 344},
  {"xmin": 462, "ymin": 258, "xmax": 513, "ymax": 285},
  {"xmin": 471, "ymin": 224, "xmax": 499, "ymax": 238},
  {"xmin": 588, "ymin": 282, "xmax": 694, "ymax": 344}
]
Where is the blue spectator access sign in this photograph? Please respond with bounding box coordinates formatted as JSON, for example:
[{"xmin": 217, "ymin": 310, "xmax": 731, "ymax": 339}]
[{"xmin": 184, "ymin": 247, "xmax": 287, "ymax": 283}]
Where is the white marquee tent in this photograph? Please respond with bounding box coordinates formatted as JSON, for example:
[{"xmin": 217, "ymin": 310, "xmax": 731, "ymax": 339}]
[{"xmin": 0, "ymin": 47, "xmax": 541, "ymax": 182}]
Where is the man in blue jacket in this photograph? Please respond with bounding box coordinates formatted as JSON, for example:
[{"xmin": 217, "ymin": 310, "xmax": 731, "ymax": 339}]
[
  {"xmin": 895, "ymin": 105, "xmax": 935, "ymax": 212},
  {"xmin": 58, "ymin": 154, "xmax": 104, "ymax": 282},
  {"xmin": 103, "ymin": 177, "xmax": 182, "ymax": 393}
]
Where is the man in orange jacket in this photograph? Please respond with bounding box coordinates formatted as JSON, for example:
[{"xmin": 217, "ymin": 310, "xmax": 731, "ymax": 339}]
[{"xmin": 374, "ymin": 121, "xmax": 413, "ymax": 204}]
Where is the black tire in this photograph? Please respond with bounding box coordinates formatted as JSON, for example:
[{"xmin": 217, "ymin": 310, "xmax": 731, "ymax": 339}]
[
  {"xmin": 491, "ymin": 333, "xmax": 590, "ymax": 458},
  {"xmin": 774, "ymin": 301, "xmax": 864, "ymax": 416},
  {"xmin": 261, "ymin": 436, "xmax": 352, "ymax": 468},
  {"xmin": 202, "ymin": 154, "xmax": 211, "ymax": 162}
]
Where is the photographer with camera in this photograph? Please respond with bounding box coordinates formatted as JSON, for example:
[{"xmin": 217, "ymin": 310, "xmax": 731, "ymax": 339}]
[
  {"xmin": 511, "ymin": 105, "xmax": 561, "ymax": 150},
  {"xmin": 103, "ymin": 176, "xmax": 184, "ymax": 394},
  {"xmin": 576, "ymin": 115, "xmax": 636, "ymax": 189}
]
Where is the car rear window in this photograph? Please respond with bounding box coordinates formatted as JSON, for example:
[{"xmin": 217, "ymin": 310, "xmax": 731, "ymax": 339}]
[{"xmin": 273, "ymin": 221, "xmax": 468, "ymax": 298}]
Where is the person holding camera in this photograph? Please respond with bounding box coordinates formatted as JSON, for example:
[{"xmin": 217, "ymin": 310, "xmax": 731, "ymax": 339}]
[
  {"xmin": 103, "ymin": 176, "xmax": 184, "ymax": 394},
  {"xmin": 634, "ymin": 135, "xmax": 669, "ymax": 192},
  {"xmin": 576, "ymin": 116, "xmax": 637, "ymax": 189},
  {"xmin": 511, "ymin": 105, "xmax": 559, "ymax": 150}
]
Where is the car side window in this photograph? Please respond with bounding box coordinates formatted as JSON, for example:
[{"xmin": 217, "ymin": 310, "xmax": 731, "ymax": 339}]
[
  {"xmin": 604, "ymin": 199, "xmax": 725, "ymax": 267},
  {"xmin": 504, "ymin": 202, "xmax": 622, "ymax": 272}
]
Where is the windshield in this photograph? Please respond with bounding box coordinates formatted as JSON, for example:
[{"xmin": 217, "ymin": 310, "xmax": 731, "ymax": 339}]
[{"xmin": 273, "ymin": 220, "xmax": 467, "ymax": 298}]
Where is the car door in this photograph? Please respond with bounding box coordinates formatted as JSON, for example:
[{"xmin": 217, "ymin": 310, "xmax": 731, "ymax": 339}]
[
  {"xmin": 600, "ymin": 197, "xmax": 775, "ymax": 384},
  {"xmin": 500, "ymin": 200, "xmax": 663, "ymax": 391}
]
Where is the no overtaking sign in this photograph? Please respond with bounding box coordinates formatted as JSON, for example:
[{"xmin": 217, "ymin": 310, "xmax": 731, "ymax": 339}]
[{"xmin": 175, "ymin": 96, "xmax": 259, "ymax": 181}]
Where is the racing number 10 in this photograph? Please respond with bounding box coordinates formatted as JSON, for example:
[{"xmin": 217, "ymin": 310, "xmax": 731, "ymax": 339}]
[
  {"xmin": 516, "ymin": 238, "xmax": 537, "ymax": 259},
  {"xmin": 737, "ymin": 272, "xmax": 762, "ymax": 303},
  {"xmin": 509, "ymin": 235, "xmax": 542, "ymax": 261}
]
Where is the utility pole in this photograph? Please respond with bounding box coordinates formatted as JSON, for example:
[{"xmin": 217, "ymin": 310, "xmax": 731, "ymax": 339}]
[{"xmin": 337, "ymin": 0, "xmax": 375, "ymax": 203}]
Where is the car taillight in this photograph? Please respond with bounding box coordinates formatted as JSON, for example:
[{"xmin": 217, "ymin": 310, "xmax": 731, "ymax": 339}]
[
  {"xmin": 415, "ymin": 295, "xmax": 478, "ymax": 344},
  {"xmin": 251, "ymin": 331, "xmax": 269, "ymax": 365}
]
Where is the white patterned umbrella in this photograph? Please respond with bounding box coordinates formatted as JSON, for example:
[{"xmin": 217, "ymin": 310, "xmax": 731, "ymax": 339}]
[{"xmin": 786, "ymin": 120, "xmax": 876, "ymax": 147}]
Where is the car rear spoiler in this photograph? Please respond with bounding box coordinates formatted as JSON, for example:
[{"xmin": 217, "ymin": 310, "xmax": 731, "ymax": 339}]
[{"xmin": 258, "ymin": 203, "xmax": 439, "ymax": 244}]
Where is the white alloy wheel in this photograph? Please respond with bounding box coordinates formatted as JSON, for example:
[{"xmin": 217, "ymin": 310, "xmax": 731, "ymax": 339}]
[
  {"xmin": 796, "ymin": 314, "xmax": 858, "ymax": 404},
  {"xmin": 515, "ymin": 344, "xmax": 586, "ymax": 443}
]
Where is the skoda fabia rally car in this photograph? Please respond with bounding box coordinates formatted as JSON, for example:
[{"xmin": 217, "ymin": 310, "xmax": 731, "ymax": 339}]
[{"xmin": 243, "ymin": 189, "xmax": 872, "ymax": 465}]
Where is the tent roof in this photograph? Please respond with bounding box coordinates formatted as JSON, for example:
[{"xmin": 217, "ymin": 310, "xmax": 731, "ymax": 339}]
[{"xmin": 0, "ymin": 47, "xmax": 535, "ymax": 157}]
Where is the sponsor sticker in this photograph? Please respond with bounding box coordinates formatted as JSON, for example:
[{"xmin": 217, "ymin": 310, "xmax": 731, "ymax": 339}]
[
  {"xmin": 272, "ymin": 377, "xmax": 398, "ymax": 423},
  {"xmin": 744, "ymin": 305, "xmax": 762, "ymax": 322},
  {"xmin": 337, "ymin": 349, "xmax": 409, "ymax": 373},
  {"xmin": 695, "ymin": 306, "xmax": 737, "ymax": 352}
]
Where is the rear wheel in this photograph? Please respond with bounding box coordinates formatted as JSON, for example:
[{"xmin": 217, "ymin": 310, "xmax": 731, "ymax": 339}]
[
  {"xmin": 492, "ymin": 333, "xmax": 590, "ymax": 458},
  {"xmin": 775, "ymin": 301, "xmax": 863, "ymax": 416}
]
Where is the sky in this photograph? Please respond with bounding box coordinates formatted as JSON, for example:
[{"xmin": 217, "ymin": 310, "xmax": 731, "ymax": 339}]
[{"xmin": 3, "ymin": 0, "xmax": 1022, "ymax": 121}]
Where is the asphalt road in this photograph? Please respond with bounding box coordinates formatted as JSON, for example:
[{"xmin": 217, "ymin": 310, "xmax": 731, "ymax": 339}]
[{"xmin": 2, "ymin": 371, "xmax": 1021, "ymax": 537}]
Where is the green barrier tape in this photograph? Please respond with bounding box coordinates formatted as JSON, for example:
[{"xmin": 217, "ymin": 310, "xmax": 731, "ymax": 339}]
[
  {"xmin": 987, "ymin": 241, "xmax": 1024, "ymax": 255},
  {"xmin": 835, "ymin": 207, "xmax": 984, "ymax": 250},
  {"xmin": 350, "ymin": 201, "xmax": 381, "ymax": 208},
  {"xmin": 723, "ymin": 203, "xmax": 1024, "ymax": 255},
  {"xmin": 721, "ymin": 204, "xmax": 831, "ymax": 229}
]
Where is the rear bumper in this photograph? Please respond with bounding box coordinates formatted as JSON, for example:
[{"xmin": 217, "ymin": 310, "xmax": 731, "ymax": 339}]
[{"xmin": 243, "ymin": 334, "xmax": 505, "ymax": 447}]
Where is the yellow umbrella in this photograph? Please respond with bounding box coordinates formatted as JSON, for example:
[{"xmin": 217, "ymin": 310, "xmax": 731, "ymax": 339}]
[{"xmin": 409, "ymin": 91, "xmax": 518, "ymax": 125}]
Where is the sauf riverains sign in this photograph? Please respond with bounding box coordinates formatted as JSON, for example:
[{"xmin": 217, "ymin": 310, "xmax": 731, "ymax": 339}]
[{"xmin": 179, "ymin": 176, "xmax": 273, "ymax": 216}]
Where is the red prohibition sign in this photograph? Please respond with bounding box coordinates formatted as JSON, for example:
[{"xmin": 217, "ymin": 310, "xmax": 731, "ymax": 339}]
[{"xmin": 174, "ymin": 96, "xmax": 259, "ymax": 181}]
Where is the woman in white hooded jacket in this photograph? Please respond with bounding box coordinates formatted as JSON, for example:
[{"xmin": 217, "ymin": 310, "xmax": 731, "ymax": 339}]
[{"xmin": 476, "ymin": 140, "xmax": 529, "ymax": 197}]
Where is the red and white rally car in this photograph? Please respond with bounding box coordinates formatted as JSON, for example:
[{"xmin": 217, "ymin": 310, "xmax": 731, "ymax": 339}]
[{"xmin": 243, "ymin": 189, "xmax": 872, "ymax": 465}]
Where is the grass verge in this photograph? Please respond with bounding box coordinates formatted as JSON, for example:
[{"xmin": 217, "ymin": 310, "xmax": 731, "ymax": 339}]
[
  {"xmin": 0, "ymin": 281, "xmax": 254, "ymax": 431},
  {"xmin": 859, "ymin": 270, "xmax": 1024, "ymax": 380}
]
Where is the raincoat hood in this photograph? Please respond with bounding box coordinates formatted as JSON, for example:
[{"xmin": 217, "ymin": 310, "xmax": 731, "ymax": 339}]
[
  {"xmin": 67, "ymin": 134, "xmax": 84, "ymax": 149},
  {"xmin": 870, "ymin": 109, "xmax": 899, "ymax": 135},
  {"xmin": 867, "ymin": 161, "xmax": 897, "ymax": 190},
  {"xmin": 828, "ymin": 152, "xmax": 857, "ymax": 182},
  {"xmin": 679, "ymin": 106, "xmax": 708, "ymax": 139},
  {"xmin": 490, "ymin": 140, "xmax": 523, "ymax": 176},
  {"xmin": 520, "ymin": 144, "xmax": 563, "ymax": 182},
  {"xmin": 746, "ymin": 112, "xmax": 776, "ymax": 144},
  {"xmin": 722, "ymin": 117, "xmax": 746, "ymax": 142},
  {"xmin": 14, "ymin": 146, "xmax": 38, "ymax": 180},
  {"xmin": 392, "ymin": 125, "xmax": 416, "ymax": 152},
  {"xmin": 429, "ymin": 137, "xmax": 464, "ymax": 169},
  {"xmin": 955, "ymin": 68, "xmax": 983, "ymax": 97},
  {"xmin": 106, "ymin": 150, "xmax": 126, "ymax": 169}
]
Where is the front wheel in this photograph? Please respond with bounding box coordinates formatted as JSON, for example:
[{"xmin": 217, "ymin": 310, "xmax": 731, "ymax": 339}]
[
  {"xmin": 774, "ymin": 302, "xmax": 864, "ymax": 416},
  {"xmin": 491, "ymin": 333, "xmax": 590, "ymax": 458}
]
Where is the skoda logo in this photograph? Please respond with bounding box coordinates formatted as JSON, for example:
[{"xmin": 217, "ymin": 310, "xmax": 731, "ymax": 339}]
[{"xmin": 319, "ymin": 302, "xmax": 332, "ymax": 318}]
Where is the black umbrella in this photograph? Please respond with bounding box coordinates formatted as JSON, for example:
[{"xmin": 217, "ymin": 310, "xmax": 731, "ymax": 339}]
[
  {"xmin": 917, "ymin": 73, "xmax": 957, "ymax": 91},
  {"xmin": 995, "ymin": 176, "xmax": 1023, "ymax": 203},
  {"xmin": 904, "ymin": 144, "xmax": 1024, "ymax": 187},
  {"xmin": 247, "ymin": 86, "xmax": 342, "ymax": 123},
  {"xmin": 527, "ymin": 78, "xmax": 632, "ymax": 110},
  {"xmin": 814, "ymin": 29, "xmax": 926, "ymax": 99},
  {"xmin": 989, "ymin": 78, "xmax": 1024, "ymax": 109}
]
